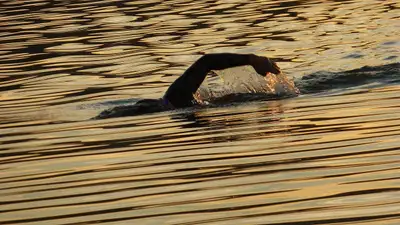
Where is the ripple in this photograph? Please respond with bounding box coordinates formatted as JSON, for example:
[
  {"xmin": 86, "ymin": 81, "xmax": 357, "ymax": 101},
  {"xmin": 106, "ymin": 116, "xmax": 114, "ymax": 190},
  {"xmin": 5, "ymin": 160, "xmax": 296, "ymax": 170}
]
[
  {"xmin": 45, "ymin": 43, "xmax": 102, "ymax": 53},
  {"xmin": 0, "ymin": 0, "xmax": 399, "ymax": 224}
]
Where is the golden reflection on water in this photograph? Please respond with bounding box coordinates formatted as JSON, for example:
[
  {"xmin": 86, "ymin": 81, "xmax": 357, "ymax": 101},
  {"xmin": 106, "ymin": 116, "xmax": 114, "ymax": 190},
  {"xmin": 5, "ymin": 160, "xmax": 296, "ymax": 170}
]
[{"xmin": 0, "ymin": 0, "xmax": 400, "ymax": 224}]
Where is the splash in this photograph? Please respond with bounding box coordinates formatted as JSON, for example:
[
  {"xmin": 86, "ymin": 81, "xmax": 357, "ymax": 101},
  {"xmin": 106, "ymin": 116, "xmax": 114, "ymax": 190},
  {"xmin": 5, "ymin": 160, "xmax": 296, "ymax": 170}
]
[{"xmin": 196, "ymin": 65, "xmax": 300, "ymax": 104}]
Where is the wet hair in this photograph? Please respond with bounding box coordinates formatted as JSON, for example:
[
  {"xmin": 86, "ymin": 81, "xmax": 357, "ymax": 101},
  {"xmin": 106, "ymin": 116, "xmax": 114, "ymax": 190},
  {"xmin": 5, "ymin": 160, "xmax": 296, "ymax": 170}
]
[{"xmin": 93, "ymin": 99, "xmax": 166, "ymax": 119}]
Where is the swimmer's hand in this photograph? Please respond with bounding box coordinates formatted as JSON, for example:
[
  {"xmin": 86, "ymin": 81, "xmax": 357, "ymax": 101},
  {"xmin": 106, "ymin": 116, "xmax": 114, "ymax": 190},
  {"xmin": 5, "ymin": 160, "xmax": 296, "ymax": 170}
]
[{"xmin": 250, "ymin": 54, "xmax": 281, "ymax": 76}]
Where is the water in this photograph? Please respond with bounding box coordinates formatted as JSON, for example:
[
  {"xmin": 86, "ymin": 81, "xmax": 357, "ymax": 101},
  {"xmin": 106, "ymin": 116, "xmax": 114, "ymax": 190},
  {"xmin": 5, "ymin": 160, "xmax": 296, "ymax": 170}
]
[{"xmin": 1, "ymin": 0, "xmax": 400, "ymax": 224}]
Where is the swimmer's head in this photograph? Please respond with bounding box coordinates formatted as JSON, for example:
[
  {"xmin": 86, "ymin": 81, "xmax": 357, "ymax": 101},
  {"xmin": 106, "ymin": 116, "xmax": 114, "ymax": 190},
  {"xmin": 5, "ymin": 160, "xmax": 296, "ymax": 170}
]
[
  {"xmin": 93, "ymin": 99, "xmax": 166, "ymax": 119},
  {"xmin": 126, "ymin": 99, "xmax": 166, "ymax": 115}
]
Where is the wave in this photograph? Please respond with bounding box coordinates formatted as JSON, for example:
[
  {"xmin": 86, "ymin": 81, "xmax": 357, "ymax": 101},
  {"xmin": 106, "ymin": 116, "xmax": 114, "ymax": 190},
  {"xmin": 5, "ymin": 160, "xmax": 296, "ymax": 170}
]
[
  {"xmin": 81, "ymin": 63, "xmax": 400, "ymax": 120},
  {"xmin": 295, "ymin": 62, "xmax": 400, "ymax": 94},
  {"xmin": 197, "ymin": 63, "xmax": 400, "ymax": 104}
]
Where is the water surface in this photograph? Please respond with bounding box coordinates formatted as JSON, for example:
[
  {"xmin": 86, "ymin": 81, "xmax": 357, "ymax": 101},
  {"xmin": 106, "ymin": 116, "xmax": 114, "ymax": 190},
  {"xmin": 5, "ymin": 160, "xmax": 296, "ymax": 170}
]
[{"xmin": 0, "ymin": 0, "xmax": 399, "ymax": 224}]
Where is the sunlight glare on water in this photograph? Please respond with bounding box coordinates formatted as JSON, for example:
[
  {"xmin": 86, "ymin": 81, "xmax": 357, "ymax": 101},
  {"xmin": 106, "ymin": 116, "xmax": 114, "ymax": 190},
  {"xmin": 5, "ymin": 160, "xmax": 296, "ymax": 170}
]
[{"xmin": 0, "ymin": 0, "xmax": 399, "ymax": 224}]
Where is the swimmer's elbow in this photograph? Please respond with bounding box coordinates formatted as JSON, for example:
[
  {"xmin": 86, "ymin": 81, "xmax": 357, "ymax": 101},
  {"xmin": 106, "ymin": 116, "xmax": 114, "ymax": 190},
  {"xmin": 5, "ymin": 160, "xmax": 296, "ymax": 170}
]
[{"xmin": 197, "ymin": 54, "xmax": 213, "ymax": 71}]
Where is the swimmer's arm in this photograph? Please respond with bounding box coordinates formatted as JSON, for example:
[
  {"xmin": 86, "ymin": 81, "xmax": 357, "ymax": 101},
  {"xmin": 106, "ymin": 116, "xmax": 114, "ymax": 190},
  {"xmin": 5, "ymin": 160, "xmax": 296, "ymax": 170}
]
[
  {"xmin": 175, "ymin": 53, "xmax": 279, "ymax": 91},
  {"xmin": 178, "ymin": 53, "xmax": 254, "ymax": 93},
  {"xmin": 164, "ymin": 53, "xmax": 280, "ymax": 107}
]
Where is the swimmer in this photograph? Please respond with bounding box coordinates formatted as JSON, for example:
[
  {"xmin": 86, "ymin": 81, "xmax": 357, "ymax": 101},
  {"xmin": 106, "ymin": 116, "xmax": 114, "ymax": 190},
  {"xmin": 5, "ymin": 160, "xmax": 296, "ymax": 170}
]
[{"xmin": 94, "ymin": 53, "xmax": 281, "ymax": 119}]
